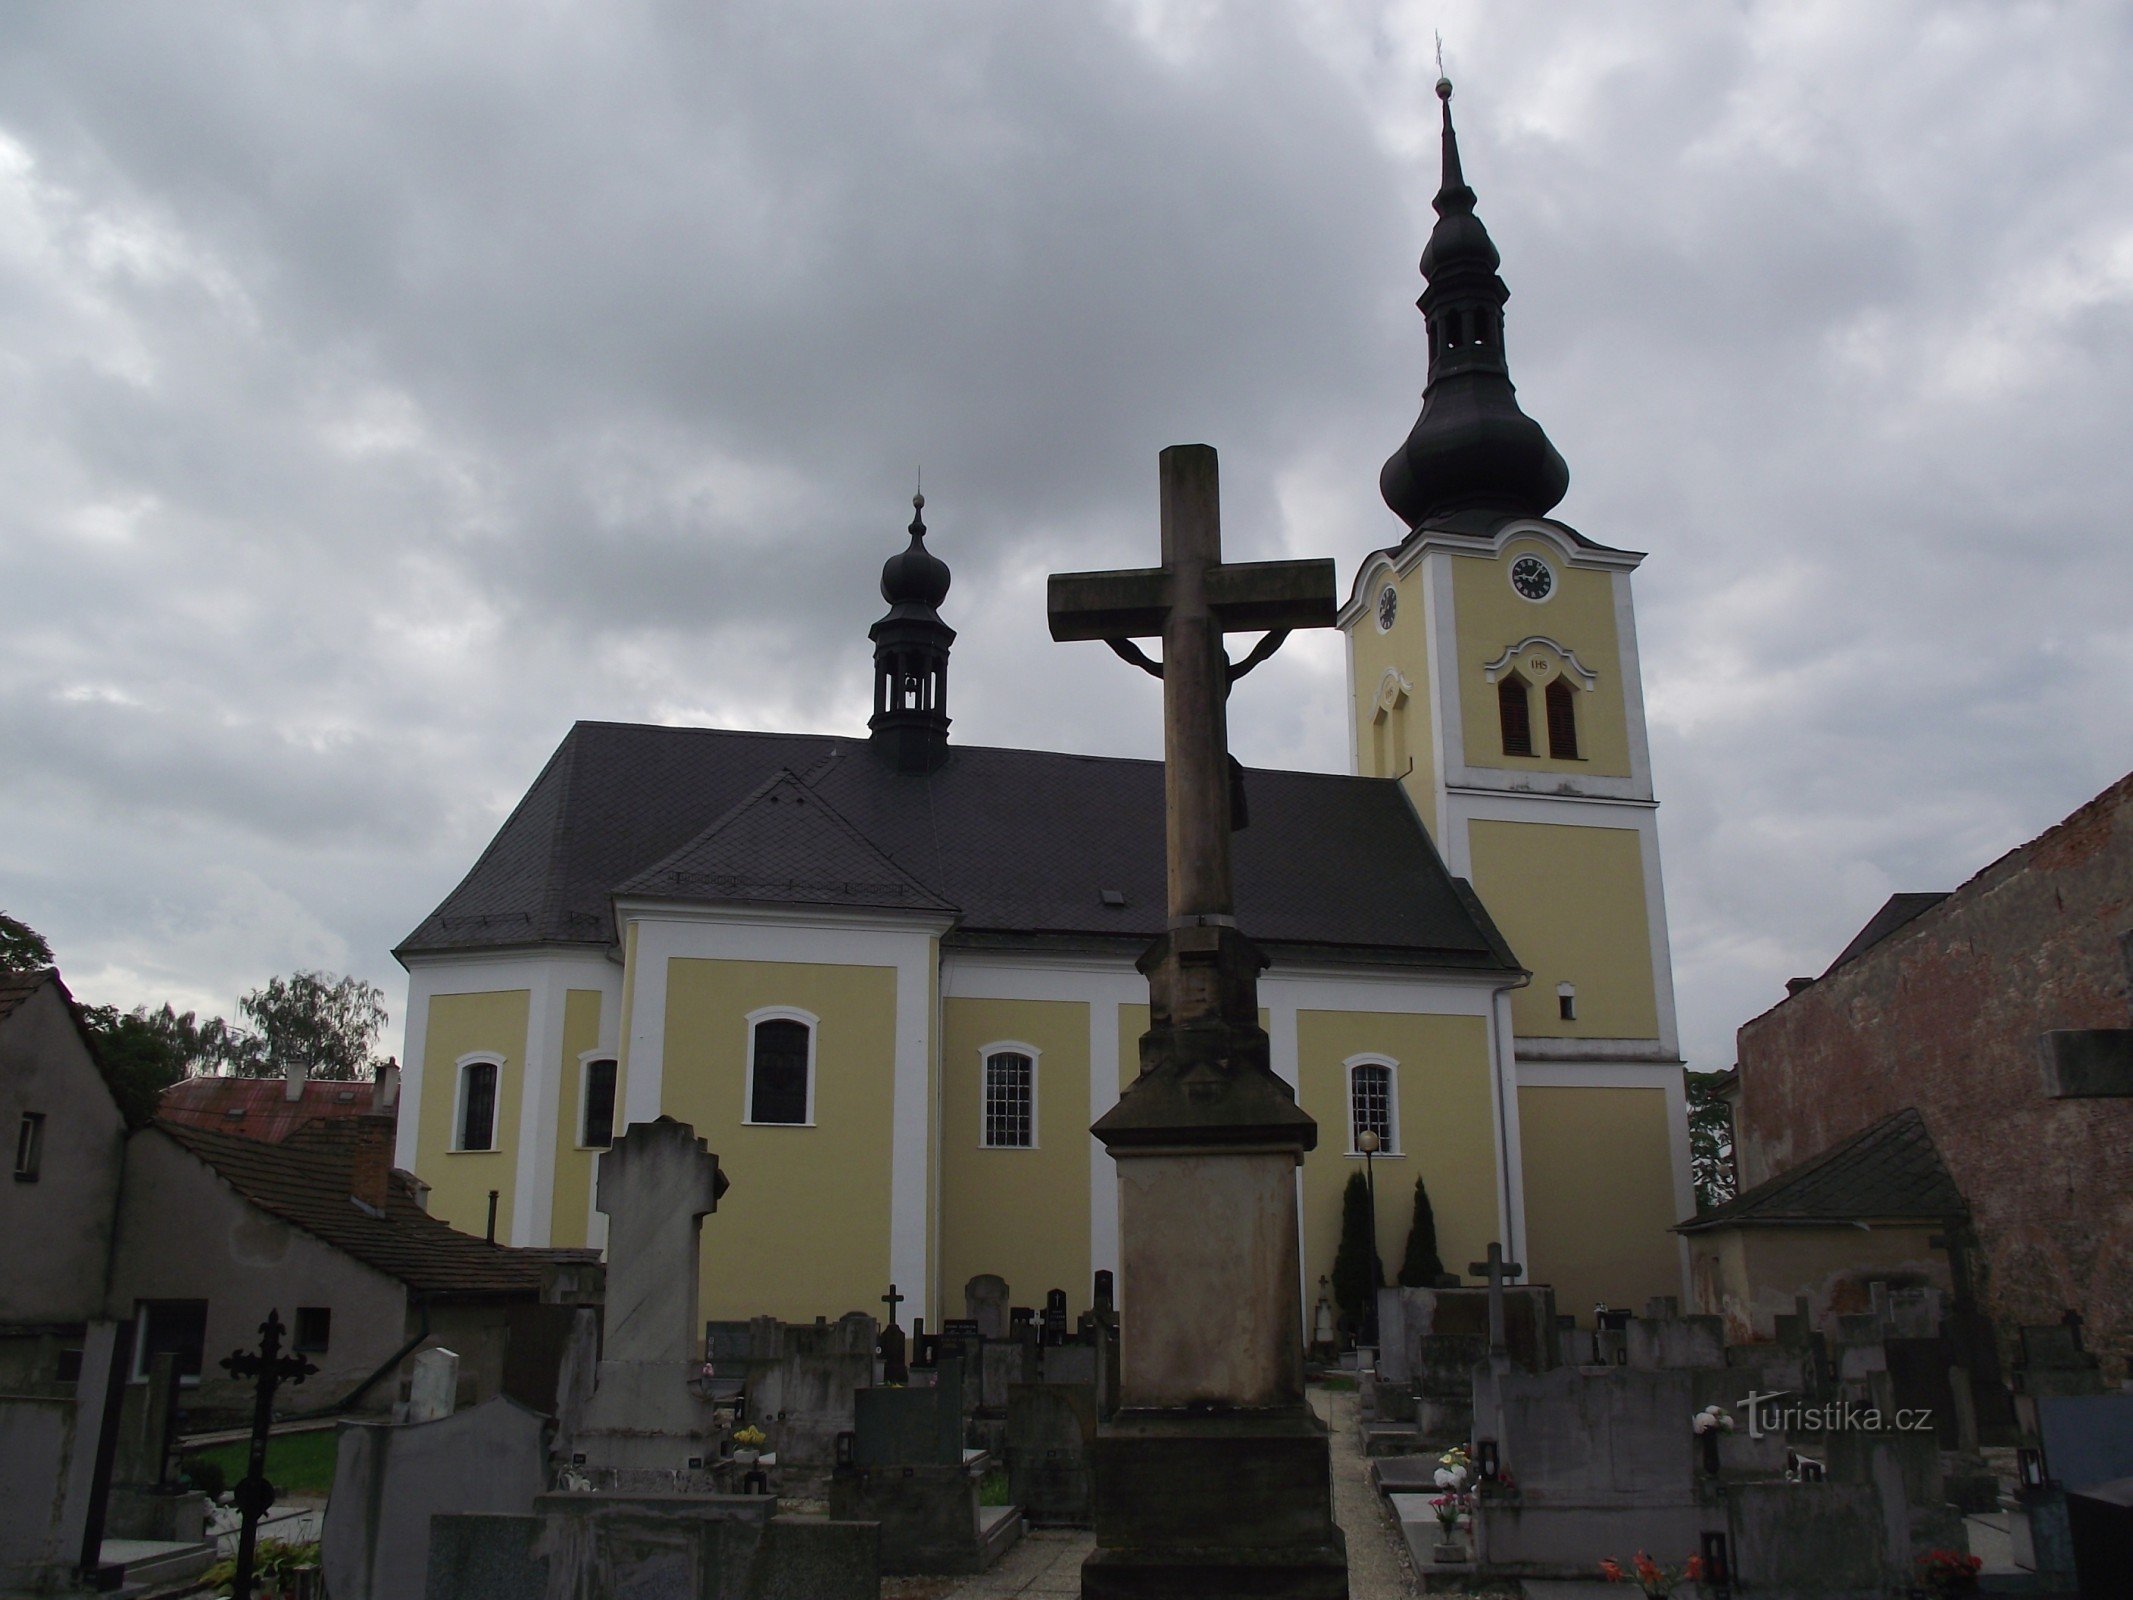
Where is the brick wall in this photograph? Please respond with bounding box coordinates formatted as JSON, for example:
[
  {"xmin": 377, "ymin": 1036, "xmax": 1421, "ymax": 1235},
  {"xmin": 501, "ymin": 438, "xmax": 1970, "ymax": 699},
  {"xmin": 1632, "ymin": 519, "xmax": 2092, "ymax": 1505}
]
[{"xmin": 1735, "ymin": 772, "xmax": 2133, "ymax": 1377}]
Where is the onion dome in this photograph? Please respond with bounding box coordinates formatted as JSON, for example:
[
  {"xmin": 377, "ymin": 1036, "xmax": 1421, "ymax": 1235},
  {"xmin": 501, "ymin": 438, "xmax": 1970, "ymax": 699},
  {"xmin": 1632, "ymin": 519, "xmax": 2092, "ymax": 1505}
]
[
  {"xmin": 1380, "ymin": 78, "xmax": 1570, "ymax": 528},
  {"xmin": 880, "ymin": 492, "xmax": 951, "ymax": 610}
]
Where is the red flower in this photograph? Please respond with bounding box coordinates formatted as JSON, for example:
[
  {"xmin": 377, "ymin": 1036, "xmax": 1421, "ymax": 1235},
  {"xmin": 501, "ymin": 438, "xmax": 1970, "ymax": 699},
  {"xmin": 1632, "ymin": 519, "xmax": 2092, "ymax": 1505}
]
[{"xmin": 1598, "ymin": 1558, "xmax": 1626, "ymax": 1582}]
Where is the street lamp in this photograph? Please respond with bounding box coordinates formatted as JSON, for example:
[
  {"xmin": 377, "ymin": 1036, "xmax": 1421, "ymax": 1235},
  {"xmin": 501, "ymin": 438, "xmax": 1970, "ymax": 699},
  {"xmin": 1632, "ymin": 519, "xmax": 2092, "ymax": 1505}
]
[{"xmin": 1358, "ymin": 1128, "xmax": 1382, "ymax": 1350}]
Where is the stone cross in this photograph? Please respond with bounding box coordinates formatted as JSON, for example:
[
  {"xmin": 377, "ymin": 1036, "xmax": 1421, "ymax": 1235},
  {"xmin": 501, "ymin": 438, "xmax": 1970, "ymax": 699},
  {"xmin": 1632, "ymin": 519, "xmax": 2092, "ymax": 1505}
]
[
  {"xmin": 1048, "ymin": 444, "xmax": 1336, "ymax": 947},
  {"xmin": 881, "ymin": 1283, "xmax": 905, "ymax": 1326},
  {"xmin": 1467, "ymin": 1242, "xmax": 1524, "ymax": 1358},
  {"xmin": 597, "ymin": 1118, "xmax": 729, "ymax": 1366}
]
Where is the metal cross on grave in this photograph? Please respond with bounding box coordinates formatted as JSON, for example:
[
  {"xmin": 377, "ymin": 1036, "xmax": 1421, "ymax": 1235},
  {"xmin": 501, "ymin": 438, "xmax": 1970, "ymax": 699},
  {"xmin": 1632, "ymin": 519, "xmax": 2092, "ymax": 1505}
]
[
  {"xmin": 218, "ymin": 1308, "xmax": 318, "ymax": 1599},
  {"xmin": 1468, "ymin": 1242, "xmax": 1524, "ymax": 1358},
  {"xmin": 1049, "ymin": 445, "xmax": 1337, "ymax": 944},
  {"xmin": 878, "ymin": 1283, "xmax": 910, "ymax": 1385}
]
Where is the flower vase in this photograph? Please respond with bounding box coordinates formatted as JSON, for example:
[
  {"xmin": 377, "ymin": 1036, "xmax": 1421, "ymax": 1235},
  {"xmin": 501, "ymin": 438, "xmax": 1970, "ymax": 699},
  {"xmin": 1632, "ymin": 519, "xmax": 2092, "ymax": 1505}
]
[{"xmin": 732, "ymin": 1447, "xmax": 760, "ymax": 1468}]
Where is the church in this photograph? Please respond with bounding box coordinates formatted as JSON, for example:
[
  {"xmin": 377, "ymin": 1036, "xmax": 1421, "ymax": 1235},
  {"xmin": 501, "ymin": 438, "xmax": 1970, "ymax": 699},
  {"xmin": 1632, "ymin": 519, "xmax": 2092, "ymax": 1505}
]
[{"xmin": 391, "ymin": 86, "xmax": 1690, "ymax": 1333}]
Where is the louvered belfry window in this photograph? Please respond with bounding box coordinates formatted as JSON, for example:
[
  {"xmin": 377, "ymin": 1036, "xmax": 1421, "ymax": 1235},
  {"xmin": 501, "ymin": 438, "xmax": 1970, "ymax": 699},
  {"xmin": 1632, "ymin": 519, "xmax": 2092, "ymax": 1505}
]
[
  {"xmin": 750, "ymin": 1018, "xmax": 811, "ymax": 1124},
  {"xmin": 1498, "ymin": 674, "xmax": 1534, "ymax": 756},
  {"xmin": 1545, "ymin": 677, "xmax": 1579, "ymax": 759},
  {"xmin": 983, "ymin": 1052, "xmax": 1034, "ymax": 1148}
]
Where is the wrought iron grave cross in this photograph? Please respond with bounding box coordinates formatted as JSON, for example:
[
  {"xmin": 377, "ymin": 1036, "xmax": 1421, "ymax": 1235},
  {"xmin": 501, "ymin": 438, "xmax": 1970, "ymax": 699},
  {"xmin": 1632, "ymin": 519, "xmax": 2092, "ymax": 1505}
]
[{"xmin": 218, "ymin": 1308, "xmax": 318, "ymax": 1598}]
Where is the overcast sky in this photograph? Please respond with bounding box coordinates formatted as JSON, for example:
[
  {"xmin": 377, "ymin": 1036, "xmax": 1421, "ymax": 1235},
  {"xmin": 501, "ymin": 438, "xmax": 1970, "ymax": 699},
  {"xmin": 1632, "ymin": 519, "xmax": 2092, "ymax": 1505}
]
[{"xmin": 4, "ymin": 1, "xmax": 2130, "ymax": 1077}]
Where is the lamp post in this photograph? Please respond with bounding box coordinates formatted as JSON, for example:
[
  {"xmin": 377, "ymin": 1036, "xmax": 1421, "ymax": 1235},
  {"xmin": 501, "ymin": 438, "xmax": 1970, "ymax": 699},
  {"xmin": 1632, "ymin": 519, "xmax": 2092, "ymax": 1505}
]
[{"xmin": 1358, "ymin": 1128, "xmax": 1382, "ymax": 1350}]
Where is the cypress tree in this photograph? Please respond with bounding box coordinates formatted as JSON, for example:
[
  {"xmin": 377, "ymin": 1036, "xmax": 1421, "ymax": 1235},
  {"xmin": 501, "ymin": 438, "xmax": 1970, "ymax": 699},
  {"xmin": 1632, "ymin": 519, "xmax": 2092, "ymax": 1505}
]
[
  {"xmin": 1330, "ymin": 1170, "xmax": 1381, "ymax": 1335},
  {"xmin": 1397, "ymin": 1172, "xmax": 1446, "ymax": 1287}
]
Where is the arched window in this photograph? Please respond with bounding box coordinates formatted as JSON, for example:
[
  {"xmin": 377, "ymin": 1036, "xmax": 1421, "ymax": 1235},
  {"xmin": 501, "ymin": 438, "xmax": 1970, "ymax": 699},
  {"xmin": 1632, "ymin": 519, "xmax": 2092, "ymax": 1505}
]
[
  {"xmin": 580, "ymin": 1057, "xmax": 618, "ymax": 1147},
  {"xmin": 746, "ymin": 1010, "xmax": 816, "ymax": 1126},
  {"xmin": 457, "ymin": 1058, "xmax": 500, "ymax": 1151},
  {"xmin": 1498, "ymin": 673, "xmax": 1534, "ymax": 757},
  {"xmin": 1345, "ymin": 1057, "xmax": 1399, "ymax": 1155},
  {"xmin": 1545, "ymin": 677, "xmax": 1579, "ymax": 759},
  {"xmin": 981, "ymin": 1046, "xmax": 1038, "ymax": 1148}
]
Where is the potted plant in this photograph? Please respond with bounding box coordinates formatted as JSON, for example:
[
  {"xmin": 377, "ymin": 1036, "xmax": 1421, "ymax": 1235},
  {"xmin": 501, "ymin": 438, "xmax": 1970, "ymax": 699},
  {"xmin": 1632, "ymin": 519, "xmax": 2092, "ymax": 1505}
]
[
  {"xmin": 1599, "ymin": 1551, "xmax": 1706, "ymax": 1598},
  {"xmin": 730, "ymin": 1424, "xmax": 767, "ymax": 1467}
]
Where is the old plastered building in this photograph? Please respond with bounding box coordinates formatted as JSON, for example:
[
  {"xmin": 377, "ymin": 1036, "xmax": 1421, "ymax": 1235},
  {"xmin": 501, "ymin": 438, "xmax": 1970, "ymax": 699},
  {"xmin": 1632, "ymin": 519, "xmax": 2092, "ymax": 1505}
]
[{"xmin": 393, "ymin": 91, "xmax": 1691, "ymax": 1331}]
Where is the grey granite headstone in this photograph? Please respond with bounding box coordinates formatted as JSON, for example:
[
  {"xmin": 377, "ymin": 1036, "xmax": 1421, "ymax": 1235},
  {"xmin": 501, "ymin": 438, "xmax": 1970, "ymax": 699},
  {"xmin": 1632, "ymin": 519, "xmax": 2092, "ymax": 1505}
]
[
  {"xmin": 2039, "ymin": 1394, "xmax": 2133, "ymax": 1492},
  {"xmin": 407, "ymin": 1346, "xmax": 460, "ymax": 1422},
  {"xmin": 423, "ymin": 1513, "xmax": 547, "ymax": 1600},
  {"xmin": 325, "ymin": 1396, "xmax": 547, "ymax": 1600},
  {"xmin": 965, "ymin": 1274, "xmax": 1009, "ymax": 1341}
]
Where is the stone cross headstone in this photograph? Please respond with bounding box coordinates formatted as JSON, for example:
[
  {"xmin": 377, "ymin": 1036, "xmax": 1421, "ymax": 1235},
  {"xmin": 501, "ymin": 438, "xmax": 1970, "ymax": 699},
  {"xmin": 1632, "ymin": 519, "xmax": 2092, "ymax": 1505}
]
[
  {"xmin": 1468, "ymin": 1243, "xmax": 1524, "ymax": 1358},
  {"xmin": 599, "ymin": 1118, "xmax": 728, "ymax": 1363},
  {"xmin": 966, "ymin": 1274, "xmax": 1009, "ymax": 1341},
  {"xmin": 406, "ymin": 1347, "xmax": 460, "ymax": 1423},
  {"xmin": 879, "ymin": 1284, "xmax": 909, "ymax": 1385}
]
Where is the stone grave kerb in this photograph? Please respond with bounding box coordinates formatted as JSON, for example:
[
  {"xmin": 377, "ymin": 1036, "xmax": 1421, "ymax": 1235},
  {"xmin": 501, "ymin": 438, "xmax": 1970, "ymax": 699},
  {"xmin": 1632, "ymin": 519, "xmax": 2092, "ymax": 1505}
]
[{"xmin": 596, "ymin": 1116, "xmax": 729, "ymax": 1365}]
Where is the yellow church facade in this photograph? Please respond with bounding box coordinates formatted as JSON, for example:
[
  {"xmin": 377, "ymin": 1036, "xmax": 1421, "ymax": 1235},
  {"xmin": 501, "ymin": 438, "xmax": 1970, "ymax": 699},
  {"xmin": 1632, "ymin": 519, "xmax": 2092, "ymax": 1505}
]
[{"xmin": 393, "ymin": 83, "xmax": 1691, "ymax": 1336}]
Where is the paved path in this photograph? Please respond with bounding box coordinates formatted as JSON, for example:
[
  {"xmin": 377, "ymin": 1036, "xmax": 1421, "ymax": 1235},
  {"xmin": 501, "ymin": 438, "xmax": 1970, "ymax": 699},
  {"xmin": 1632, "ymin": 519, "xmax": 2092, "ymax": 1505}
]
[{"xmin": 887, "ymin": 1383, "xmax": 1416, "ymax": 1598}]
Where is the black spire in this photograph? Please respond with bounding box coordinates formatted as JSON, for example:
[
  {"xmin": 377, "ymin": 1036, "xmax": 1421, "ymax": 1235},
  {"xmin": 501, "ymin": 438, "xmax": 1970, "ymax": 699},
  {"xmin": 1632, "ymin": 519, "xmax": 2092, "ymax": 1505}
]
[
  {"xmin": 1379, "ymin": 78, "xmax": 1569, "ymax": 529},
  {"xmin": 868, "ymin": 491, "xmax": 955, "ymax": 772}
]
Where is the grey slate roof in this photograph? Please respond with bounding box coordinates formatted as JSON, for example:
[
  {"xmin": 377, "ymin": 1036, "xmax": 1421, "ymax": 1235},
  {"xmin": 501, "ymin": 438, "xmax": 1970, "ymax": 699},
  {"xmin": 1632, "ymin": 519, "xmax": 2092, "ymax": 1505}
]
[
  {"xmin": 398, "ymin": 722, "xmax": 1519, "ymax": 973},
  {"xmin": 1676, "ymin": 1108, "xmax": 1966, "ymax": 1233},
  {"xmin": 1820, "ymin": 892, "xmax": 1951, "ymax": 979}
]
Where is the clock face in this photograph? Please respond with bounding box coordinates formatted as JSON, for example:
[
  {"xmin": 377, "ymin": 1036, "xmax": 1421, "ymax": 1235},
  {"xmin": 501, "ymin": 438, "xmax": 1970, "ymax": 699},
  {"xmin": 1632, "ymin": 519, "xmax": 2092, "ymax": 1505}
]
[
  {"xmin": 1509, "ymin": 555, "xmax": 1554, "ymax": 601},
  {"xmin": 1376, "ymin": 584, "xmax": 1398, "ymax": 632}
]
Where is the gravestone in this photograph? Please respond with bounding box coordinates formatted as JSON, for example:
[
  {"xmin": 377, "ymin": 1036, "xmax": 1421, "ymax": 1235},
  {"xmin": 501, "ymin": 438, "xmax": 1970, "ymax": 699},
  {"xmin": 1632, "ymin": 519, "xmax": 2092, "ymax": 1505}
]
[
  {"xmin": 741, "ymin": 1313, "xmax": 876, "ymax": 1493},
  {"xmin": 104, "ymin": 1351, "xmax": 207, "ymax": 1543},
  {"xmin": 965, "ymin": 1275, "xmax": 1009, "ymax": 1341},
  {"xmin": 1007, "ymin": 1381, "xmax": 1098, "ymax": 1526},
  {"xmin": 437, "ymin": 1492, "xmax": 878, "ymax": 1600},
  {"xmin": 572, "ymin": 1118, "xmax": 730, "ymax": 1480},
  {"xmin": 1050, "ymin": 443, "xmax": 1345, "ymax": 1598},
  {"xmin": 2037, "ymin": 1393, "xmax": 2133, "ymax": 1492},
  {"xmin": 324, "ymin": 1396, "xmax": 547, "ymax": 1600},
  {"xmin": 831, "ymin": 1355, "xmax": 1022, "ymax": 1575},
  {"xmin": 406, "ymin": 1345, "xmax": 460, "ymax": 1423},
  {"xmin": 1042, "ymin": 1288, "xmax": 1070, "ymax": 1346}
]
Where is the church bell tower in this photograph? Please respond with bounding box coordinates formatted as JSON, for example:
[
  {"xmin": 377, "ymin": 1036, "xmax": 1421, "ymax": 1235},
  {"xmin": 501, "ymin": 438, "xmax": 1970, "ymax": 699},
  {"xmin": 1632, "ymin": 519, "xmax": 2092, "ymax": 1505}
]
[
  {"xmin": 1342, "ymin": 78, "xmax": 1693, "ymax": 1317},
  {"xmin": 869, "ymin": 492, "xmax": 955, "ymax": 773}
]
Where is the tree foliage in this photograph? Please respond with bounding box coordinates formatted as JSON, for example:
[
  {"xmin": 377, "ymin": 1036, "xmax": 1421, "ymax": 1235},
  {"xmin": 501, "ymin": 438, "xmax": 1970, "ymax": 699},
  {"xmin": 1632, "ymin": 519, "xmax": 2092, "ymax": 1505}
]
[
  {"xmin": 1, "ymin": 912, "xmax": 55, "ymax": 972},
  {"xmin": 1330, "ymin": 1170, "xmax": 1382, "ymax": 1336},
  {"xmin": 76, "ymin": 1005, "xmax": 228, "ymax": 1128},
  {"xmin": 1687, "ymin": 1070, "xmax": 1737, "ymax": 1213},
  {"xmin": 234, "ymin": 971, "xmax": 389, "ymax": 1081},
  {"xmin": 1397, "ymin": 1172, "xmax": 1446, "ymax": 1287}
]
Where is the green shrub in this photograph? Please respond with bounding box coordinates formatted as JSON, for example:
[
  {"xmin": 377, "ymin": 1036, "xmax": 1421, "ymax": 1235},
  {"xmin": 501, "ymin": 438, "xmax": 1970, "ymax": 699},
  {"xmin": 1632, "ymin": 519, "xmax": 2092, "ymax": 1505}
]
[
  {"xmin": 1330, "ymin": 1171, "xmax": 1380, "ymax": 1336},
  {"xmin": 1397, "ymin": 1172, "xmax": 1446, "ymax": 1287}
]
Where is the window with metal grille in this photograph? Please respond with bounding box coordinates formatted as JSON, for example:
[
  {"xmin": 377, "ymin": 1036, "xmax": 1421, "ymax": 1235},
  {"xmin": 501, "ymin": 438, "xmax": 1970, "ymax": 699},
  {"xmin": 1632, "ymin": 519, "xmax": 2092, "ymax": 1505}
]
[
  {"xmin": 582, "ymin": 1058, "xmax": 617, "ymax": 1147},
  {"xmin": 459, "ymin": 1061, "xmax": 498, "ymax": 1151},
  {"xmin": 1545, "ymin": 677, "xmax": 1579, "ymax": 759},
  {"xmin": 1349, "ymin": 1062, "xmax": 1394, "ymax": 1153},
  {"xmin": 1498, "ymin": 674, "xmax": 1534, "ymax": 756},
  {"xmin": 293, "ymin": 1306, "xmax": 332, "ymax": 1353},
  {"xmin": 749, "ymin": 1018, "xmax": 811, "ymax": 1125},
  {"xmin": 983, "ymin": 1052, "xmax": 1034, "ymax": 1148}
]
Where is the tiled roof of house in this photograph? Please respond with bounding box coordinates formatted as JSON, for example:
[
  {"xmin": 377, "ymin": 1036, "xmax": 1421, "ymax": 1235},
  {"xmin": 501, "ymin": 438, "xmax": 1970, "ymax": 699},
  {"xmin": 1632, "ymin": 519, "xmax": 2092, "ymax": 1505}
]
[
  {"xmin": 397, "ymin": 722, "xmax": 1521, "ymax": 974},
  {"xmin": 158, "ymin": 1075, "xmax": 394, "ymax": 1144},
  {"xmin": 1677, "ymin": 1107, "xmax": 1967, "ymax": 1233},
  {"xmin": 159, "ymin": 1118, "xmax": 596, "ymax": 1297}
]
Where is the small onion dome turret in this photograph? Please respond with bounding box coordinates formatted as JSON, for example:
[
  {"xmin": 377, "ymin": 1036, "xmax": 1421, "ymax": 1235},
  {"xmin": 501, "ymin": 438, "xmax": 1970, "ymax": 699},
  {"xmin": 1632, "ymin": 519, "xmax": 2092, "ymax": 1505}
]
[{"xmin": 880, "ymin": 492, "xmax": 950, "ymax": 611}]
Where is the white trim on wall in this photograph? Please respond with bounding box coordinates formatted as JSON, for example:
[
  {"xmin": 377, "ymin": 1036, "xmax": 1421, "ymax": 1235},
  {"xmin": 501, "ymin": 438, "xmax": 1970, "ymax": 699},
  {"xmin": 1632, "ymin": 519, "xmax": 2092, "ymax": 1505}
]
[{"xmin": 742, "ymin": 1005, "xmax": 820, "ymax": 1127}]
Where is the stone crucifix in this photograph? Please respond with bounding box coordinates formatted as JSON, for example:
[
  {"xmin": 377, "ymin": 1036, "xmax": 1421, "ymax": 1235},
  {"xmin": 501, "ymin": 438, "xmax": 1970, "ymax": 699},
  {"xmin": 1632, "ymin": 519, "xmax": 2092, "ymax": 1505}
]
[
  {"xmin": 1048, "ymin": 444, "xmax": 1337, "ymax": 960},
  {"xmin": 1468, "ymin": 1242, "xmax": 1524, "ymax": 1358}
]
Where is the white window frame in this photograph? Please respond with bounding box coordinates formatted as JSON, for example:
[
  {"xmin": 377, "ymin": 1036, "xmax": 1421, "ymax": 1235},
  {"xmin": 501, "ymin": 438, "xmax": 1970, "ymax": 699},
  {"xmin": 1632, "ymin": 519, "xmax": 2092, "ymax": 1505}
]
[
  {"xmin": 977, "ymin": 1041, "xmax": 1042, "ymax": 1150},
  {"xmin": 1343, "ymin": 1053, "xmax": 1402, "ymax": 1157},
  {"xmin": 453, "ymin": 1053, "xmax": 504, "ymax": 1152},
  {"xmin": 131, "ymin": 1299, "xmax": 207, "ymax": 1386},
  {"xmin": 743, "ymin": 1006, "xmax": 819, "ymax": 1127},
  {"xmin": 576, "ymin": 1050, "xmax": 620, "ymax": 1149}
]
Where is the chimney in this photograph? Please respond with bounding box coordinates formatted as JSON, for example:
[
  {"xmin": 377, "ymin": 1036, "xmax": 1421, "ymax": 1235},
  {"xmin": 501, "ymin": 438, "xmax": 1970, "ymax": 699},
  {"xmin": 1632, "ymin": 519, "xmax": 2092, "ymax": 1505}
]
[
  {"xmin": 284, "ymin": 1058, "xmax": 310, "ymax": 1102},
  {"xmin": 351, "ymin": 1112, "xmax": 394, "ymax": 1213},
  {"xmin": 373, "ymin": 1059, "xmax": 400, "ymax": 1114},
  {"xmin": 1785, "ymin": 977, "xmax": 1816, "ymax": 997}
]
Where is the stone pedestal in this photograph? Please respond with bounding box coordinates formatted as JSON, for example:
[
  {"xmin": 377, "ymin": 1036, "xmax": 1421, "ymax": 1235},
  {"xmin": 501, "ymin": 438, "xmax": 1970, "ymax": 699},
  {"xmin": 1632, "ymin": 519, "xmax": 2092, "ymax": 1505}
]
[{"xmin": 1082, "ymin": 927, "xmax": 1347, "ymax": 1600}]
